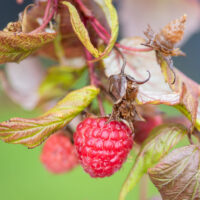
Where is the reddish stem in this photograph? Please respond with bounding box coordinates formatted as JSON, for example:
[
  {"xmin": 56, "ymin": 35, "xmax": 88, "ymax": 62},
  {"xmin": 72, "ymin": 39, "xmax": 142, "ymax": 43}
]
[
  {"xmin": 43, "ymin": 0, "xmax": 52, "ymax": 21},
  {"xmin": 31, "ymin": 0, "xmax": 57, "ymax": 33},
  {"xmin": 92, "ymin": 18, "xmax": 110, "ymax": 38},
  {"xmin": 85, "ymin": 49, "xmax": 105, "ymax": 116},
  {"xmin": 89, "ymin": 14, "xmax": 152, "ymax": 52},
  {"xmin": 90, "ymin": 21, "xmax": 109, "ymax": 43},
  {"xmin": 75, "ymin": 0, "xmax": 153, "ymax": 52},
  {"xmin": 97, "ymin": 95, "xmax": 105, "ymax": 116},
  {"xmin": 85, "ymin": 49, "xmax": 96, "ymax": 85}
]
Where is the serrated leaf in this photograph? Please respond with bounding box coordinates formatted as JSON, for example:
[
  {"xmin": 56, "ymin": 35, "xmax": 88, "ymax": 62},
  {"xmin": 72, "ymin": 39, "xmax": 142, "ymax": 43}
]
[
  {"xmin": 104, "ymin": 37, "xmax": 200, "ymax": 130},
  {"xmin": 0, "ymin": 86, "xmax": 99, "ymax": 148},
  {"xmin": 62, "ymin": 1, "xmax": 99, "ymax": 58},
  {"xmin": 119, "ymin": 123, "xmax": 187, "ymax": 200},
  {"xmin": 0, "ymin": 31, "xmax": 56, "ymax": 64},
  {"xmin": 149, "ymin": 145, "xmax": 200, "ymax": 200},
  {"xmin": 93, "ymin": 0, "xmax": 119, "ymax": 59}
]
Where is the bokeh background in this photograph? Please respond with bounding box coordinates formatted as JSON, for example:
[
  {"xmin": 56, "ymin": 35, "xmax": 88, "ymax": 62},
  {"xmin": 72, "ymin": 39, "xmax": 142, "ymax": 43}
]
[{"xmin": 0, "ymin": 0, "xmax": 200, "ymax": 200}]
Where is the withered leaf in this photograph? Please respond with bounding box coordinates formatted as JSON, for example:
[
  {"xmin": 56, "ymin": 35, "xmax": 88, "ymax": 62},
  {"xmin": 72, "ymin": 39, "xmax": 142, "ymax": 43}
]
[
  {"xmin": 144, "ymin": 15, "xmax": 187, "ymax": 56},
  {"xmin": 0, "ymin": 31, "xmax": 56, "ymax": 64},
  {"xmin": 104, "ymin": 37, "xmax": 200, "ymax": 130},
  {"xmin": 0, "ymin": 86, "xmax": 99, "ymax": 148},
  {"xmin": 119, "ymin": 123, "xmax": 187, "ymax": 200},
  {"xmin": 149, "ymin": 145, "xmax": 200, "ymax": 200}
]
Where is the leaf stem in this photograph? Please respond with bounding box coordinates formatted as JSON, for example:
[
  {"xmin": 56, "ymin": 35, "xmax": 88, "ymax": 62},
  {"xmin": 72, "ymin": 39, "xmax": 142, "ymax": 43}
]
[
  {"xmin": 85, "ymin": 49, "xmax": 96, "ymax": 86},
  {"xmin": 31, "ymin": 0, "xmax": 58, "ymax": 33},
  {"xmin": 97, "ymin": 95, "xmax": 105, "ymax": 116},
  {"xmin": 84, "ymin": 48, "xmax": 105, "ymax": 116},
  {"xmin": 75, "ymin": 0, "xmax": 153, "ymax": 53}
]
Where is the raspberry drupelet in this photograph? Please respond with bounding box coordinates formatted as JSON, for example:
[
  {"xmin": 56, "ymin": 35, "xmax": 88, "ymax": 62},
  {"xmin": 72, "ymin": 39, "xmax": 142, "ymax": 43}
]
[{"xmin": 74, "ymin": 117, "xmax": 133, "ymax": 178}]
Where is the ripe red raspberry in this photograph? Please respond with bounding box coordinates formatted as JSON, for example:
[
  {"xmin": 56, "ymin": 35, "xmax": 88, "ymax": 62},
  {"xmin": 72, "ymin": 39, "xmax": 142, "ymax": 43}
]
[
  {"xmin": 134, "ymin": 115, "xmax": 163, "ymax": 144},
  {"xmin": 74, "ymin": 117, "xmax": 133, "ymax": 178},
  {"xmin": 40, "ymin": 131, "xmax": 78, "ymax": 174}
]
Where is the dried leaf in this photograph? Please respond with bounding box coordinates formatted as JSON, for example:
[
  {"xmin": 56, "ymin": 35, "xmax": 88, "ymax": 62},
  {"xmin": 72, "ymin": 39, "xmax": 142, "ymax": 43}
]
[
  {"xmin": 104, "ymin": 37, "xmax": 200, "ymax": 130},
  {"xmin": 0, "ymin": 86, "xmax": 99, "ymax": 148},
  {"xmin": 160, "ymin": 14, "xmax": 186, "ymax": 45},
  {"xmin": 0, "ymin": 31, "xmax": 56, "ymax": 64},
  {"xmin": 62, "ymin": 1, "xmax": 100, "ymax": 58},
  {"xmin": 119, "ymin": 123, "xmax": 187, "ymax": 200},
  {"xmin": 149, "ymin": 145, "xmax": 200, "ymax": 200},
  {"xmin": 144, "ymin": 15, "xmax": 187, "ymax": 55}
]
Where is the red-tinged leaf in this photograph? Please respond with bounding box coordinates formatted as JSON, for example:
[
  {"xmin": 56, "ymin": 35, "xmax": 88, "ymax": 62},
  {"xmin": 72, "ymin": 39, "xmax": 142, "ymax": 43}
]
[
  {"xmin": 119, "ymin": 123, "xmax": 187, "ymax": 200},
  {"xmin": 104, "ymin": 37, "xmax": 200, "ymax": 130},
  {"xmin": 23, "ymin": 1, "xmax": 108, "ymax": 61},
  {"xmin": 21, "ymin": 1, "xmax": 84, "ymax": 60},
  {"xmin": 149, "ymin": 145, "xmax": 200, "ymax": 200},
  {"xmin": 0, "ymin": 86, "xmax": 99, "ymax": 148},
  {"xmin": 0, "ymin": 31, "xmax": 56, "ymax": 64}
]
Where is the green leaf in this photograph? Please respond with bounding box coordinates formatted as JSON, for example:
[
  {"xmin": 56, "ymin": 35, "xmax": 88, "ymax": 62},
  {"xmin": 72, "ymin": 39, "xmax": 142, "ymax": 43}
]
[
  {"xmin": 0, "ymin": 86, "xmax": 99, "ymax": 148},
  {"xmin": 62, "ymin": 1, "xmax": 99, "ymax": 58},
  {"xmin": 39, "ymin": 66, "xmax": 85, "ymax": 99},
  {"xmin": 119, "ymin": 123, "xmax": 187, "ymax": 200},
  {"xmin": 93, "ymin": 0, "xmax": 119, "ymax": 59},
  {"xmin": 0, "ymin": 31, "xmax": 56, "ymax": 64},
  {"xmin": 149, "ymin": 145, "xmax": 200, "ymax": 200}
]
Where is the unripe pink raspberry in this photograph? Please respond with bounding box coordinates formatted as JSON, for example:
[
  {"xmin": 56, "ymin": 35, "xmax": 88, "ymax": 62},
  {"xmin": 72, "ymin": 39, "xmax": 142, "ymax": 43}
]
[
  {"xmin": 40, "ymin": 131, "xmax": 78, "ymax": 174},
  {"xmin": 134, "ymin": 115, "xmax": 163, "ymax": 144},
  {"xmin": 74, "ymin": 117, "xmax": 133, "ymax": 178}
]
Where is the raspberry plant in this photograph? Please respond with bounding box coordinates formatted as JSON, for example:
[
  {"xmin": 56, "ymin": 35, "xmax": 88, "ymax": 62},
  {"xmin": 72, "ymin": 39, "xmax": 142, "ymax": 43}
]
[{"xmin": 0, "ymin": 0, "xmax": 200, "ymax": 199}]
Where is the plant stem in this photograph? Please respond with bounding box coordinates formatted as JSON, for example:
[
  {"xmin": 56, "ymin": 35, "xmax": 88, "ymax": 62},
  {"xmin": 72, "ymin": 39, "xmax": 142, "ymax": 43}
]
[
  {"xmin": 140, "ymin": 175, "xmax": 148, "ymax": 200},
  {"xmin": 75, "ymin": 0, "xmax": 152, "ymax": 52},
  {"xmin": 90, "ymin": 16, "xmax": 153, "ymax": 52},
  {"xmin": 85, "ymin": 49, "xmax": 96, "ymax": 85},
  {"xmin": 97, "ymin": 95, "xmax": 105, "ymax": 116},
  {"xmin": 85, "ymin": 49, "xmax": 105, "ymax": 116},
  {"xmin": 31, "ymin": 0, "xmax": 58, "ymax": 33}
]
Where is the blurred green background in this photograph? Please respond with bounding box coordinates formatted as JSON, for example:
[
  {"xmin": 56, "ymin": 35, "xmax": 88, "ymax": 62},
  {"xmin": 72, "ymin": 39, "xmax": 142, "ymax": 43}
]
[
  {"xmin": 0, "ymin": 0, "xmax": 199, "ymax": 200},
  {"xmin": 0, "ymin": 92, "xmax": 189, "ymax": 200}
]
